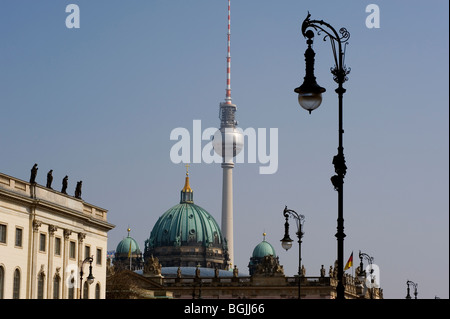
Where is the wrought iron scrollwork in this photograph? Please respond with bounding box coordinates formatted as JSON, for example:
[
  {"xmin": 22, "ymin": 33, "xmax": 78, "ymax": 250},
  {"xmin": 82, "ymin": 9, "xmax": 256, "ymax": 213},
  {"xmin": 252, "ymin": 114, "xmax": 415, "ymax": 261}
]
[{"xmin": 301, "ymin": 12, "xmax": 351, "ymax": 84}]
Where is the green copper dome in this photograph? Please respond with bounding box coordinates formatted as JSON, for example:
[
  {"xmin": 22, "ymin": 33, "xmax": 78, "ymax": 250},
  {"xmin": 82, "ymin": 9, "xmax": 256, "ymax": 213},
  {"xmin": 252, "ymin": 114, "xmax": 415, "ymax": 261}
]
[
  {"xmin": 116, "ymin": 234, "xmax": 141, "ymax": 255},
  {"xmin": 252, "ymin": 237, "xmax": 276, "ymax": 258},
  {"xmin": 148, "ymin": 203, "xmax": 224, "ymax": 248},
  {"xmin": 144, "ymin": 170, "xmax": 229, "ymax": 269},
  {"xmin": 114, "ymin": 229, "xmax": 144, "ymax": 270}
]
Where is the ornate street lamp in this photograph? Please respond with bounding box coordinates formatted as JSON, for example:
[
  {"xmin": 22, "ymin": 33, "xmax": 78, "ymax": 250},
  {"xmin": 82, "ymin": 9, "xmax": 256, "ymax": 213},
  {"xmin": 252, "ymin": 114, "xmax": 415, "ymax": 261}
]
[
  {"xmin": 295, "ymin": 29, "xmax": 326, "ymax": 114},
  {"xmin": 357, "ymin": 251, "xmax": 374, "ymax": 299},
  {"xmin": 406, "ymin": 280, "xmax": 418, "ymax": 299},
  {"xmin": 294, "ymin": 12, "xmax": 350, "ymax": 299},
  {"xmin": 280, "ymin": 205, "xmax": 305, "ymax": 299},
  {"xmin": 79, "ymin": 256, "xmax": 94, "ymax": 299}
]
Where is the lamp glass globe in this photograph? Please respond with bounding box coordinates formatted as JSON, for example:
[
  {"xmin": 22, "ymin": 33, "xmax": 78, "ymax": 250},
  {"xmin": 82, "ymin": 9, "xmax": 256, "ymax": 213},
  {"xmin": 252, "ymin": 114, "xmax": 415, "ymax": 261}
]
[{"xmin": 298, "ymin": 93, "xmax": 322, "ymax": 112}]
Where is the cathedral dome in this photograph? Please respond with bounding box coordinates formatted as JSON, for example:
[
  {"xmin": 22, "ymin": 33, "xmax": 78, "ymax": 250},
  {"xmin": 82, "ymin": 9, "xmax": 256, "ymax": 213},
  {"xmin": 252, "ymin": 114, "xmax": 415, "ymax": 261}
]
[
  {"xmin": 148, "ymin": 202, "xmax": 225, "ymax": 248},
  {"xmin": 144, "ymin": 168, "xmax": 229, "ymax": 269}
]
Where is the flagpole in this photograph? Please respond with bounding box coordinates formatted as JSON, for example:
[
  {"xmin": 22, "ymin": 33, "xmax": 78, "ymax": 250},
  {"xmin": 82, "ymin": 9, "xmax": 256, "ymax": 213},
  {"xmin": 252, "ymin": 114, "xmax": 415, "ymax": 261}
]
[
  {"xmin": 128, "ymin": 239, "xmax": 132, "ymax": 271},
  {"xmin": 352, "ymin": 257, "xmax": 354, "ymax": 279},
  {"xmin": 127, "ymin": 227, "xmax": 132, "ymax": 271}
]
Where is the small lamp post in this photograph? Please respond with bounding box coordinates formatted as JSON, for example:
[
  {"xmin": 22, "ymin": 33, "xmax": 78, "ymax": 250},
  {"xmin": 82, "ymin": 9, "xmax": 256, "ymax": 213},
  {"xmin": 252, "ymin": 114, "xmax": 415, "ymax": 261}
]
[
  {"xmin": 280, "ymin": 205, "xmax": 305, "ymax": 299},
  {"xmin": 79, "ymin": 256, "xmax": 94, "ymax": 299},
  {"xmin": 357, "ymin": 250, "xmax": 374, "ymax": 299},
  {"xmin": 406, "ymin": 280, "xmax": 418, "ymax": 299}
]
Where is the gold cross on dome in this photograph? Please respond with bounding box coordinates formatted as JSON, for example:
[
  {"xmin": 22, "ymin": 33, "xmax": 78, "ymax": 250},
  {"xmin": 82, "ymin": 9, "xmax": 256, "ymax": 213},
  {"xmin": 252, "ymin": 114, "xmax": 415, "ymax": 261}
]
[{"xmin": 185, "ymin": 163, "xmax": 190, "ymax": 176}]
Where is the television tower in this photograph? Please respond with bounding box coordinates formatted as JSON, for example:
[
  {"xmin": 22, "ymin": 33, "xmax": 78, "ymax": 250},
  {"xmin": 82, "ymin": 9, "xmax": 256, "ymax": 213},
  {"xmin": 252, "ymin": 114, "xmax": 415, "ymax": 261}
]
[{"xmin": 213, "ymin": 0, "xmax": 243, "ymax": 269}]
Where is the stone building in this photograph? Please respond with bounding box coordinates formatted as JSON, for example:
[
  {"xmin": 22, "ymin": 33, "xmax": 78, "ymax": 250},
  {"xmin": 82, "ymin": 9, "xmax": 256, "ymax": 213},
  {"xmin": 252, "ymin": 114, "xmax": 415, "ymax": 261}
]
[
  {"xmin": 107, "ymin": 168, "xmax": 383, "ymax": 299},
  {"xmin": 108, "ymin": 228, "xmax": 382, "ymax": 299},
  {"xmin": 106, "ymin": 254, "xmax": 383, "ymax": 299},
  {"xmin": 0, "ymin": 169, "xmax": 115, "ymax": 299}
]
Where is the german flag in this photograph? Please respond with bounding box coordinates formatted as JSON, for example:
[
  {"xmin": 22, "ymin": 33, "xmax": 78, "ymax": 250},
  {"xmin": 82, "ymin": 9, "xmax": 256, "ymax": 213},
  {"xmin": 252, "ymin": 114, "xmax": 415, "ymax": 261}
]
[
  {"xmin": 344, "ymin": 252, "xmax": 353, "ymax": 271},
  {"xmin": 127, "ymin": 241, "xmax": 132, "ymax": 258}
]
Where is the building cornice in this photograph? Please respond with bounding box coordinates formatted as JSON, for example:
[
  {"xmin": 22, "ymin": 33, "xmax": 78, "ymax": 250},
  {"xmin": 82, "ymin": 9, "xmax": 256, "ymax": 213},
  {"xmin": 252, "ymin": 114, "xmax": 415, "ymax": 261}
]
[{"xmin": 0, "ymin": 172, "xmax": 115, "ymax": 232}]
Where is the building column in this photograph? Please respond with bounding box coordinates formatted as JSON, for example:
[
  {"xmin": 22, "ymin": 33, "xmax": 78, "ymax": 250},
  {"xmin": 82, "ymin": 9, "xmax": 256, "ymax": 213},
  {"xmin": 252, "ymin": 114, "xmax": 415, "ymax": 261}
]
[
  {"xmin": 62, "ymin": 229, "xmax": 72, "ymax": 299},
  {"xmin": 47, "ymin": 225, "xmax": 57, "ymax": 298},
  {"xmin": 77, "ymin": 232, "xmax": 86, "ymax": 299},
  {"xmin": 30, "ymin": 219, "xmax": 42, "ymax": 299}
]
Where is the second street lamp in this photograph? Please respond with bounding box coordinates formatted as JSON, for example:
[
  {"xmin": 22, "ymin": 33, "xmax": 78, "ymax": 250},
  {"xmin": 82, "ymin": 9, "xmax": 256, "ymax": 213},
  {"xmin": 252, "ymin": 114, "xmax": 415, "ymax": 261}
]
[
  {"xmin": 357, "ymin": 250, "xmax": 374, "ymax": 299},
  {"xmin": 406, "ymin": 280, "xmax": 418, "ymax": 299},
  {"xmin": 294, "ymin": 12, "xmax": 351, "ymax": 299},
  {"xmin": 280, "ymin": 206, "xmax": 305, "ymax": 299},
  {"xmin": 79, "ymin": 256, "xmax": 94, "ymax": 299}
]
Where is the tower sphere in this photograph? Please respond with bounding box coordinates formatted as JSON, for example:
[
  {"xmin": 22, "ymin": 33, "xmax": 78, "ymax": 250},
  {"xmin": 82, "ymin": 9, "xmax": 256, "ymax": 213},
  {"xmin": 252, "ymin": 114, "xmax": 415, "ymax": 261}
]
[{"xmin": 212, "ymin": 126, "xmax": 244, "ymax": 160}]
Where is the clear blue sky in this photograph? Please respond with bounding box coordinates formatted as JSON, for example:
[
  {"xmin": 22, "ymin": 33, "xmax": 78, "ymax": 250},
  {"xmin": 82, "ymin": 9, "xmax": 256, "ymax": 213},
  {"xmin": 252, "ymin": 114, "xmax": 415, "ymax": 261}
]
[{"xmin": 1, "ymin": 1, "xmax": 448, "ymax": 299}]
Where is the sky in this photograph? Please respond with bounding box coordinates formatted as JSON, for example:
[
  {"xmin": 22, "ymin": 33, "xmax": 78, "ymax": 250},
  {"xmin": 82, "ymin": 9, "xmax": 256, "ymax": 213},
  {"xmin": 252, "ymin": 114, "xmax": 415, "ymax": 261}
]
[{"xmin": 0, "ymin": 0, "xmax": 448, "ymax": 299}]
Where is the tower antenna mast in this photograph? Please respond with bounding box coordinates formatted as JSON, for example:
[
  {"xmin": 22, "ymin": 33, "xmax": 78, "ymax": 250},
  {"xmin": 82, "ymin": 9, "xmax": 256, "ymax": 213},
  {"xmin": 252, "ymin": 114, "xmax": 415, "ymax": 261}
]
[{"xmin": 225, "ymin": 0, "xmax": 232, "ymax": 104}]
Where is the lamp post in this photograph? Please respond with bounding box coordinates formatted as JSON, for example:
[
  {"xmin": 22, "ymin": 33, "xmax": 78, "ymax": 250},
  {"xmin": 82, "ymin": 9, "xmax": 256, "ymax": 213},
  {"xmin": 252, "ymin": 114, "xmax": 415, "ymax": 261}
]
[
  {"xmin": 406, "ymin": 280, "xmax": 418, "ymax": 299},
  {"xmin": 357, "ymin": 250, "xmax": 374, "ymax": 299},
  {"xmin": 79, "ymin": 256, "xmax": 94, "ymax": 299},
  {"xmin": 294, "ymin": 12, "xmax": 350, "ymax": 299},
  {"xmin": 280, "ymin": 205, "xmax": 305, "ymax": 299}
]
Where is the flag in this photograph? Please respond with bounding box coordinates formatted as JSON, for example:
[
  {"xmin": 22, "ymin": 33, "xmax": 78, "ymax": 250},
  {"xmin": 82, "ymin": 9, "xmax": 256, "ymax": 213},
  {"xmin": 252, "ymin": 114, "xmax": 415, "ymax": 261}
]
[
  {"xmin": 344, "ymin": 252, "xmax": 353, "ymax": 271},
  {"xmin": 127, "ymin": 241, "xmax": 132, "ymax": 258}
]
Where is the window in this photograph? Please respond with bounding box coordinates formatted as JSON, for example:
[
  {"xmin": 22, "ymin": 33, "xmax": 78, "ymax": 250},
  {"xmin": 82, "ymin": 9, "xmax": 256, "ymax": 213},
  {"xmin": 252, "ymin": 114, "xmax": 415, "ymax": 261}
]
[
  {"xmin": 69, "ymin": 241, "xmax": 76, "ymax": 259},
  {"xmin": 37, "ymin": 273, "xmax": 45, "ymax": 299},
  {"xmin": 85, "ymin": 245, "xmax": 90, "ymax": 259},
  {"xmin": 96, "ymin": 248, "xmax": 102, "ymax": 265},
  {"xmin": 95, "ymin": 283, "xmax": 101, "ymax": 299},
  {"xmin": 39, "ymin": 233, "xmax": 46, "ymax": 252},
  {"xmin": 13, "ymin": 269, "xmax": 20, "ymax": 299},
  {"xmin": 0, "ymin": 224, "xmax": 6, "ymax": 244},
  {"xmin": 53, "ymin": 276, "xmax": 60, "ymax": 299},
  {"xmin": 15, "ymin": 228, "xmax": 23, "ymax": 247},
  {"xmin": 54, "ymin": 237, "xmax": 61, "ymax": 256}
]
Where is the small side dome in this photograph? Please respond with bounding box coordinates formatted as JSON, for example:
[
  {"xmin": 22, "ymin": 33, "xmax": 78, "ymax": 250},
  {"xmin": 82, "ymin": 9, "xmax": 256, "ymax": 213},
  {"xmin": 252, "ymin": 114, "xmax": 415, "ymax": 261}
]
[
  {"xmin": 116, "ymin": 228, "xmax": 141, "ymax": 256},
  {"xmin": 113, "ymin": 228, "xmax": 144, "ymax": 271},
  {"xmin": 252, "ymin": 233, "xmax": 276, "ymax": 258},
  {"xmin": 248, "ymin": 233, "xmax": 278, "ymax": 276}
]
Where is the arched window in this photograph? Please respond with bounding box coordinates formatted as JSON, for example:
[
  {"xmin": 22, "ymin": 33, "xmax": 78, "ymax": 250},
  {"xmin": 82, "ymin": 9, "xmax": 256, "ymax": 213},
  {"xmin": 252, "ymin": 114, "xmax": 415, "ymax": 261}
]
[
  {"xmin": 13, "ymin": 269, "xmax": 20, "ymax": 299},
  {"xmin": 0, "ymin": 266, "xmax": 4, "ymax": 299},
  {"xmin": 83, "ymin": 281, "xmax": 89, "ymax": 299},
  {"xmin": 95, "ymin": 283, "xmax": 101, "ymax": 299},
  {"xmin": 37, "ymin": 272, "xmax": 45, "ymax": 299},
  {"xmin": 53, "ymin": 275, "xmax": 60, "ymax": 299}
]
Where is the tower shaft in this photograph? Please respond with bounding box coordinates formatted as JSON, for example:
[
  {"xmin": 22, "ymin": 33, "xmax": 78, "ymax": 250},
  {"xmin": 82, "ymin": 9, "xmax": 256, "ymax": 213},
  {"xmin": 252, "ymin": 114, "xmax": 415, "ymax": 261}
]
[{"xmin": 221, "ymin": 162, "xmax": 234, "ymax": 268}]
